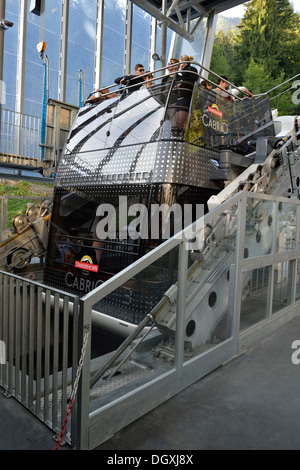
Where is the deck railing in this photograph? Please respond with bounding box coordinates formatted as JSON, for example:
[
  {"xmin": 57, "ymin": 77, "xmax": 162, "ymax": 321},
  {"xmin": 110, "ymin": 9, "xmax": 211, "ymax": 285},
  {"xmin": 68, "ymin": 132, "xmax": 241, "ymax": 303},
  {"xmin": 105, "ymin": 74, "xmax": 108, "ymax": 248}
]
[{"xmin": 0, "ymin": 108, "xmax": 41, "ymax": 161}]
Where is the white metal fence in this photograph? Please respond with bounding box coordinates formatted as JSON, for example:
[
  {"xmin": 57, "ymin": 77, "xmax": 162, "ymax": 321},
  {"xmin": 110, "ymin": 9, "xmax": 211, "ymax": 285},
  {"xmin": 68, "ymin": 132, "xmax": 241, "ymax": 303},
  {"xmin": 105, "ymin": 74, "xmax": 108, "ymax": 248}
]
[
  {"xmin": 0, "ymin": 272, "xmax": 81, "ymax": 447},
  {"xmin": 0, "ymin": 108, "xmax": 41, "ymax": 160}
]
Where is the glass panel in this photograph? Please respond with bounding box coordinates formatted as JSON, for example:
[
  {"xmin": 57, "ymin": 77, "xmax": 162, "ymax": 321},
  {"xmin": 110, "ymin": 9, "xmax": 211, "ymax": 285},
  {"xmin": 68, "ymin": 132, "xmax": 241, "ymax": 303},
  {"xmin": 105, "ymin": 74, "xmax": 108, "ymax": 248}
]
[
  {"xmin": 102, "ymin": 0, "xmax": 125, "ymax": 86},
  {"xmin": 180, "ymin": 201, "xmax": 239, "ymax": 360},
  {"xmin": 240, "ymin": 267, "xmax": 270, "ymax": 331},
  {"xmin": 131, "ymin": 5, "xmax": 151, "ymax": 71},
  {"xmin": 174, "ymin": 17, "xmax": 207, "ymax": 64},
  {"xmin": 66, "ymin": 0, "xmax": 97, "ymax": 106},
  {"xmin": 296, "ymin": 259, "xmax": 300, "ymax": 302},
  {"xmin": 89, "ymin": 244, "xmax": 179, "ymax": 406},
  {"xmin": 244, "ymin": 198, "xmax": 274, "ymax": 259},
  {"xmin": 3, "ymin": 2, "xmax": 19, "ymax": 111},
  {"xmin": 45, "ymin": 0, "xmax": 61, "ymax": 102},
  {"xmin": 277, "ymin": 201, "xmax": 297, "ymax": 252},
  {"xmin": 23, "ymin": 2, "xmax": 61, "ymax": 117},
  {"xmin": 272, "ymin": 261, "xmax": 293, "ymax": 314}
]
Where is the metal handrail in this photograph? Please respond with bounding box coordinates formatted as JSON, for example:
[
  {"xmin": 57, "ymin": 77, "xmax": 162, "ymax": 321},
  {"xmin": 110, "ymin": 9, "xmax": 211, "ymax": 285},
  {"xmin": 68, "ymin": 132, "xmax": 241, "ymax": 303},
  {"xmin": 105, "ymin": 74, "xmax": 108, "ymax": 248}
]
[
  {"xmin": 86, "ymin": 60, "xmax": 244, "ymax": 103},
  {"xmin": 80, "ymin": 190, "xmax": 245, "ymax": 309},
  {"xmin": 81, "ymin": 130, "xmax": 300, "ymax": 311},
  {"xmin": 0, "ymin": 107, "xmax": 41, "ymax": 160},
  {"xmin": 253, "ymin": 73, "xmax": 300, "ymax": 98}
]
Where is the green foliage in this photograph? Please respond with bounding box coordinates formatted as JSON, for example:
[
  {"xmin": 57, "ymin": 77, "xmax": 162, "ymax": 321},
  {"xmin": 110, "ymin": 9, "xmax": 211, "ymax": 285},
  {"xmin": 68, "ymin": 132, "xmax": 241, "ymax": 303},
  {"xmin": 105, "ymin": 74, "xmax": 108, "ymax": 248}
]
[
  {"xmin": 211, "ymin": 1, "xmax": 300, "ymax": 116},
  {"xmin": 0, "ymin": 181, "xmax": 32, "ymax": 197},
  {"xmin": 0, "ymin": 181, "xmax": 52, "ymax": 229}
]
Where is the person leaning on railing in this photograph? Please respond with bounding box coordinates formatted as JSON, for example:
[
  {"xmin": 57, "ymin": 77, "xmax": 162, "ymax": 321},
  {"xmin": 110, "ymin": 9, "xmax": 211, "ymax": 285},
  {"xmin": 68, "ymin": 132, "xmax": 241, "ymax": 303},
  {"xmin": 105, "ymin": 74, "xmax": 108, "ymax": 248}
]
[
  {"xmin": 200, "ymin": 80, "xmax": 212, "ymax": 91},
  {"xmin": 161, "ymin": 58, "xmax": 180, "ymax": 85},
  {"xmin": 141, "ymin": 71, "xmax": 154, "ymax": 89},
  {"xmin": 213, "ymin": 75, "xmax": 232, "ymax": 100},
  {"xmin": 86, "ymin": 87, "xmax": 118, "ymax": 104},
  {"xmin": 114, "ymin": 64, "xmax": 146, "ymax": 93},
  {"xmin": 175, "ymin": 55, "xmax": 198, "ymax": 130}
]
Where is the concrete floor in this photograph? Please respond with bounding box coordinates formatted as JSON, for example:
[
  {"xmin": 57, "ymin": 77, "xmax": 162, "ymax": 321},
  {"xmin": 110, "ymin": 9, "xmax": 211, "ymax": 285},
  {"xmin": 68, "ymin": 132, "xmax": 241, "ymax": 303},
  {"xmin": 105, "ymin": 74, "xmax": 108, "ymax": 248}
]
[{"xmin": 1, "ymin": 316, "xmax": 300, "ymax": 450}]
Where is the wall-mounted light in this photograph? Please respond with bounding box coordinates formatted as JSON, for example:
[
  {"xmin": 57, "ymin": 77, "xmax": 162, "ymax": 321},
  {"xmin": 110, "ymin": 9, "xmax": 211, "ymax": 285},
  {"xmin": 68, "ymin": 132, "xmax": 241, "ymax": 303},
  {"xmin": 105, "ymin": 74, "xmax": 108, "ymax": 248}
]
[
  {"xmin": 0, "ymin": 19, "xmax": 14, "ymax": 31},
  {"xmin": 152, "ymin": 53, "xmax": 163, "ymax": 61},
  {"xmin": 37, "ymin": 41, "xmax": 47, "ymax": 59}
]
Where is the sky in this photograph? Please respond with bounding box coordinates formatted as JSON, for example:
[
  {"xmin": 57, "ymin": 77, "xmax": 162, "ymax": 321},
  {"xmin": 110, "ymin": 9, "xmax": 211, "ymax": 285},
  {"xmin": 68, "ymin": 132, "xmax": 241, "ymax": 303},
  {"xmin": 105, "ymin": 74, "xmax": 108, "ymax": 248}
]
[{"xmin": 222, "ymin": 0, "xmax": 300, "ymax": 17}]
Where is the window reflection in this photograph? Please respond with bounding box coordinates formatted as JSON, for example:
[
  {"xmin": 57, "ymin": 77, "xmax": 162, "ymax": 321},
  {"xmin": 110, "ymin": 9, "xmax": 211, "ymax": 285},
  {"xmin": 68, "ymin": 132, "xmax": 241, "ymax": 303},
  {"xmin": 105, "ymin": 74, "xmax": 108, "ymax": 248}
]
[
  {"xmin": 67, "ymin": 0, "xmax": 97, "ymax": 106},
  {"xmin": 2, "ymin": 0, "xmax": 172, "ymax": 117}
]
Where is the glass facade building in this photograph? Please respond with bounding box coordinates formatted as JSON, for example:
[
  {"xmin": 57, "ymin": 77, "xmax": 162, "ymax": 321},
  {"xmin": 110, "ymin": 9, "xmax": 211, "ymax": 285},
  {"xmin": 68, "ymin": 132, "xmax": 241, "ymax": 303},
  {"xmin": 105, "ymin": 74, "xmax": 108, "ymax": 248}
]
[{"xmin": 2, "ymin": 0, "xmax": 212, "ymax": 120}]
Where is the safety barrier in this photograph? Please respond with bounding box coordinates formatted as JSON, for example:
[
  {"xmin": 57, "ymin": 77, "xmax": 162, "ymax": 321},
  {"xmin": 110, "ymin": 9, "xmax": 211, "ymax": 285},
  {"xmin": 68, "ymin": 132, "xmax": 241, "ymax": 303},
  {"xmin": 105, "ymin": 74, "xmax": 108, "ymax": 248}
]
[
  {"xmin": 0, "ymin": 272, "xmax": 81, "ymax": 447},
  {"xmin": 0, "ymin": 190, "xmax": 300, "ymax": 449},
  {"xmin": 75, "ymin": 190, "xmax": 300, "ymax": 449},
  {"xmin": 0, "ymin": 108, "xmax": 41, "ymax": 165}
]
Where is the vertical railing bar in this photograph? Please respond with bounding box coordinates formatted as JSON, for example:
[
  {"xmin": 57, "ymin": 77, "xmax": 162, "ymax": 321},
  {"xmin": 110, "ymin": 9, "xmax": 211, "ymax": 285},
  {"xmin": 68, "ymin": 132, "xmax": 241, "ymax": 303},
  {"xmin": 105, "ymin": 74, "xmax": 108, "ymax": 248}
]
[
  {"xmin": 233, "ymin": 194, "xmax": 247, "ymax": 351},
  {"xmin": 21, "ymin": 281, "xmax": 28, "ymax": 405},
  {"xmin": 0, "ymin": 273, "xmax": 3, "ymax": 386},
  {"xmin": 273, "ymin": 201, "xmax": 279, "ymax": 255},
  {"xmin": 8, "ymin": 277, "xmax": 15, "ymax": 395},
  {"xmin": 23, "ymin": 114, "xmax": 26, "ymax": 156},
  {"xmin": 28, "ymin": 115, "xmax": 32, "ymax": 157},
  {"xmin": 21, "ymin": 113, "xmax": 25, "ymax": 156},
  {"xmin": 28, "ymin": 284, "xmax": 35, "ymax": 410},
  {"xmin": 24, "ymin": 114, "xmax": 27, "ymax": 157},
  {"xmin": 44, "ymin": 289, "xmax": 51, "ymax": 425},
  {"xmin": 35, "ymin": 286, "xmax": 43, "ymax": 418},
  {"xmin": 26, "ymin": 114, "xmax": 29, "ymax": 156},
  {"xmin": 14, "ymin": 111, "xmax": 18, "ymax": 155},
  {"xmin": 15, "ymin": 279, "xmax": 21, "ymax": 399},
  {"xmin": 70, "ymin": 296, "xmax": 80, "ymax": 446},
  {"xmin": 2, "ymin": 275, "xmax": 8, "ymax": 390},
  {"xmin": 0, "ymin": 109, "xmax": 3, "ymax": 153},
  {"xmin": 52, "ymin": 292, "xmax": 60, "ymax": 431},
  {"xmin": 175, "ymin": 242, "xmax": 188, "ymax": 370},
  {"xmin": 33, "ymin": 116, "xmax": 36, "ymax": 159},
  {"xmin": 37, "ymin": 117, "xmax": 41, "ymax": 160},
  {"xmin": 72, "ymin": 296, "xmax": 86, "ymax": 450},
  {"xmin": 0, "ymin": 109, "xmax": 2, "ymax": 153},
  {"xmin": 61, "ymin": 296, "xmax": 69, "ymax": 430},
  {"xmin": 296, "ymin": 205, "xmax": 300, "ymax": 250},
  {"xmin": 290, "ymin": 258, "xmax": 297, "ymax": 305},
  {"xmin": 267, "ymin": 265, "xmax": 274, "ymax": 318},
  {"xmin": 7, "ymin": 110, "xmax": 10, "ymax": 155}
]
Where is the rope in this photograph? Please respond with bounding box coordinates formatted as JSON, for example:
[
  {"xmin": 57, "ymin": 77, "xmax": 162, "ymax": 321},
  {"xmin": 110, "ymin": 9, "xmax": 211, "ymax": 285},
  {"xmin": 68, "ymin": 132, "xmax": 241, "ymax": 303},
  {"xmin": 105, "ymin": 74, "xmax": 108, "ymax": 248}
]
[
  {"xmin": 54, "ymin": 328, "xmax": 90, "ymax": 451},
  {"xmin": 39, "ymin": 0, "xmax": 46, "ymax": 44},
  {"xmin": 41, "ymin": 58, "xmax": 48, "ymax": 160}
]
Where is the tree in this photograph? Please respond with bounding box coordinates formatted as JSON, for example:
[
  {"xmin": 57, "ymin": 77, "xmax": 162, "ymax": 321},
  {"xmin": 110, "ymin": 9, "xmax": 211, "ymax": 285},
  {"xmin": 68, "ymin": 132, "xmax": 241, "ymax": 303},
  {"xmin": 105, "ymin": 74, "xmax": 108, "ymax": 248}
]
[
  {"xmin": 209, "ymin": 30, "xmax": 238, "ymax": 83},
  {"xmin": 234, "ymin": 0, "xmax": 299, "ymax": 82},
  {"xmin": 242, "ymin": 58, "xmax": 272, "ymax": 94},
  {"xmin": 242, "ymin": 58, "xmax": 298, "ymax": 115}
]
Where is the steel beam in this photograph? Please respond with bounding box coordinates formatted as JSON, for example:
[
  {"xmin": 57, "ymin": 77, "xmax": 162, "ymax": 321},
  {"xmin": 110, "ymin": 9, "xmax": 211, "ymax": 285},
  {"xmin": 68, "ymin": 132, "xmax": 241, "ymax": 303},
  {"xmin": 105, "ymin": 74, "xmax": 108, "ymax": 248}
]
[
  {"xmin": 160, "ymin": 0, "xmax": 168, "ymax": 68},
  {"xmin": 58, "ymin": 0, "xmax": 69, "ymax": 102},
  {"xmin": 124, "ymin": 0, "xmax": 133, "ymax": 75},
  {"xmin": 200, "ymin": 10, "xmax": 217, "ymax": 78},
  {"xmin": 0, "ymin": 0, "xmax": 6, "ymax": 133},
  {"xmin": 15, "ymin": 0, "xmax": 27, "ymax": 115},
  {"xmin": 149, "ymin": 16, "xmax": 157, "ymax": 71},
  {"xmin": 130, "ymin": 0, "xmax": 194, "ymax": 41},
  {"xmin": 94, "ymin": 0, "xmax": 104, "ymax": 90}
]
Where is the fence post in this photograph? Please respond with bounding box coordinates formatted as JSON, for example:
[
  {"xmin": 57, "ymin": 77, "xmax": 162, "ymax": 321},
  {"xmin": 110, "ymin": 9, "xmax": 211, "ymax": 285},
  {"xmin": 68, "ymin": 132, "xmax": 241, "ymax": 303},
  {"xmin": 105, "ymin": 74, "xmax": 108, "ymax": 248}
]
[
  {"xmin": 232, "ymin": 193, "xmax": 247, "ymax": 354},
  {"xmin": 175, "ymin": 241, "xmax": 189, "ymax": 370},
  {"xmin": 0, "ymin": 197, "xmax": 8, "ymax": 241},
  {"xmin": 74, "ymin": 298, "xmax": 92, "ymax": 450}
]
